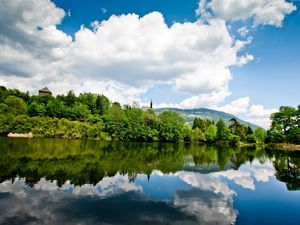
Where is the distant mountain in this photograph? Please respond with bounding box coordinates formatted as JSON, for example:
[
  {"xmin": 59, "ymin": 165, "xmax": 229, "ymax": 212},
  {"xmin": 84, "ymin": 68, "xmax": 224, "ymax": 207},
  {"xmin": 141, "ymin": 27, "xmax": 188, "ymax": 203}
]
[{"xmin": 154, "ymin": 107, "xmax": 260, "ymax": 130}]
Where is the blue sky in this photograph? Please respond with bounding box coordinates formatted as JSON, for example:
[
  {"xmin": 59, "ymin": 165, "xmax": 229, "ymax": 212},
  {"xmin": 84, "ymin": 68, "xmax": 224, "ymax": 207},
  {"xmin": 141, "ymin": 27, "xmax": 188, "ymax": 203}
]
[
  {"xmin": 230, "ymin": 7, "xmax": 300, "ymax": 108},
  {"xmin": 52, "ymin": 0, "xmax": 199, "ymax": 34},
  {"xmin": 0, "ymin": 0, "xmax": 299, "ymax": 127}
]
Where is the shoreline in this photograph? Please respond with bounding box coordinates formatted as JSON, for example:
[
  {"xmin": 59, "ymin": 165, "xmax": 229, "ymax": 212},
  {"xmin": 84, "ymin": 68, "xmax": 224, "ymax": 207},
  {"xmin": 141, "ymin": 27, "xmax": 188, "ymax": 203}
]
[
  {"xmin": 265, "ymin": 143, "xmax": 300, "ymax": 151},
  {"xmin": 4, "ymin": 134, "xmax": 300, "ymax": 151}
]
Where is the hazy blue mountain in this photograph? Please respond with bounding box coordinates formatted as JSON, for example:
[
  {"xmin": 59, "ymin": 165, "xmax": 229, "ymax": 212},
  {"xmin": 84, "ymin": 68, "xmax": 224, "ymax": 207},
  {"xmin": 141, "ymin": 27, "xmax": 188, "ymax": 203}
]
[{"xmin": 155, "ymin": 107, "xmax": 259, "ymax": 129}]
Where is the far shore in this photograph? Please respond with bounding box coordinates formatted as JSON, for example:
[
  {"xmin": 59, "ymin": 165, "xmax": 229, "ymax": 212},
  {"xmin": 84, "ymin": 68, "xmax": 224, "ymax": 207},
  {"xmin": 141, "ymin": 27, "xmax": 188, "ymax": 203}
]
[
  {"xmin": 266, "ymin": 143, "xmax": 300, "ymax": 151},
  {"xmin": 4, "ymin": 133, "xmax": 300, "ymax": 151}
]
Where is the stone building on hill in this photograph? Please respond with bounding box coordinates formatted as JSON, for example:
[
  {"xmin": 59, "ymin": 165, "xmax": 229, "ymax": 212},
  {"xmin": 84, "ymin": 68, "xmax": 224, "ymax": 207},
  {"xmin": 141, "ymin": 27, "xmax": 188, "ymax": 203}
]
[{"xmin": 39, "ymin": 87, "xmax": 52, "ymax": 96}]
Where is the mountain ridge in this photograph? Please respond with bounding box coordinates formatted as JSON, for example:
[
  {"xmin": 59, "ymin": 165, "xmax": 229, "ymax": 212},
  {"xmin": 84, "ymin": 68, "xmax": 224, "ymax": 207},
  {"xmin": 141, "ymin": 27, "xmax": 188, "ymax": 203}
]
[{"xmin": 154, "ymin": 107, "xmax": 259, "ymax": 130}]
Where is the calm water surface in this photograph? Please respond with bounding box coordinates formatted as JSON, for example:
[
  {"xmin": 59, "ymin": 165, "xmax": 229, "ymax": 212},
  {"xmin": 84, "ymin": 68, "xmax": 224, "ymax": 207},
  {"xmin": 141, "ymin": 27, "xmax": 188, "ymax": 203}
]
[{"xmin": 0, "ymin": 137, "xmax": 299, "ymax": 225}]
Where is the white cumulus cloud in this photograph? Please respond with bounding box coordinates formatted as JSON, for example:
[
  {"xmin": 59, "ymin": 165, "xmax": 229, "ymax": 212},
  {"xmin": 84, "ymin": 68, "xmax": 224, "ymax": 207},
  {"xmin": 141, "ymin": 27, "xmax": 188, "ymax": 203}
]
[
  {"xmin": 0, "ymin": 0, "xmax": 253, "ymax": 107},
  {"xmin": 200, "ymin": 0, "xmax": 296, "ymax": 27},
  {"xmin": 213, "ymin": 97, "xmax": 250, "ymax": 114}
]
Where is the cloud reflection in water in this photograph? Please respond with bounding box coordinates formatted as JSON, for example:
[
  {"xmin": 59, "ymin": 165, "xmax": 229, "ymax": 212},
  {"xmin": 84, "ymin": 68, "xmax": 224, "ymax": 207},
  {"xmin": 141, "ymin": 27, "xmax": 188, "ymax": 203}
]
[{"xmin": 0, "ymin": 160, "xmax": 276, "ymax": 225}]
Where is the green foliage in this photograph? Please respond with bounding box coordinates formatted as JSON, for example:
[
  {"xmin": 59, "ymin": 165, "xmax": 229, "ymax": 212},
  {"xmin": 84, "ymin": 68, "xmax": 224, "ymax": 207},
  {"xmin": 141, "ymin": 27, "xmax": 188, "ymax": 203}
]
[
  {"xmin": 216, "ymin": 119, "xmax": 230, "ymax": 141},
  {"xmin": 229, "ymin": 118, "xmax": 246, "ymax": 141},
  {"xmin": 205, "ymin": 124, "xmax": 217, "ymax": 143},
  {"xmin": 28, "ymin": 101, "xmax": 46, "ymax": 116},
  {"xmin": 0, "ymin": 115, "xmax": 109, "ymax": 140},
  {"xmin": 4, "ymin": 95, "xmax": 27, "ymax": 115},
  {"xmin": 0, "ymin": 86, "xmax": 278, "ymax": 145},
  {"xmin": 246, "ymin": 126, "xmax": 254, "ymax": 135},
  {"xmin": 0, "ymin": 103, "xmax": 10, "ymax": 115},
  {"xmin": 254, "ymin": 128, "xmax": 267, "ymax": 144},
  {"xmin": 103, "ymin": 102, "xmax": 126, "ymax": 140},
  {"xmin": 267, "ymin": 125, "xmax": 286, "ymax": 143},
  {"xmin": 183, "ymin": 125, "xmax": 193, "ymax": 142},
  {"xmin": 228, "ymin": 134, "xmax": 240, "ymax": 145},
  {"xmin": 268, "ymin": 105, "xmax": 300, "ymax": 144},
  {"xmin": 65, "ymin": 90, "xmax": 77, "ymax": 106},
  {"xmin": 192, "ymin": 117, "xmax": 214, "ymax": 133},
  {"xmin": 286, "ymin": 127, "xmax": 300, "ymax": 144},
  {"xmin": 0, "ymin": 114, "xmax": 14, "ymax": 134},
  {"xmin": 158, "ymin": 111, "xmax": 185, "ymax": 142},
  {"xmin": 68, "ymin": 102, "xmax": 91, "ymax": 120},
  {"xmin": 271, "ymin": 106, "xmax": 297, "ymax": 134},
  {"xmin": 246, "ymin": 134, "xmax": 257, "ymax": 143},
  {"xmin": 192, "ymin": 128, "xmax": 206, "ymax": 142},
  {"xmin": 95, "ymin": 94, "xmax": 110, "ymax": 115},
  {"xmin": 45, "ymin": 99, "xmax": 66, "ymax": 118}
]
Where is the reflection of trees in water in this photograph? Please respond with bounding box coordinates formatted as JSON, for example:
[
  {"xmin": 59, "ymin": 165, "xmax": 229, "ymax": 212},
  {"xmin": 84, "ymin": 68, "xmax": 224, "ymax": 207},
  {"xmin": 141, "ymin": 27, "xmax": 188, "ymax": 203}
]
[
  {"xmin": 270, "ymin": 150, "xmax": 300, "ymax": 190},
  {"xmin": 0, "ymin": 137, "xmax": 291, "ymax": 187}
]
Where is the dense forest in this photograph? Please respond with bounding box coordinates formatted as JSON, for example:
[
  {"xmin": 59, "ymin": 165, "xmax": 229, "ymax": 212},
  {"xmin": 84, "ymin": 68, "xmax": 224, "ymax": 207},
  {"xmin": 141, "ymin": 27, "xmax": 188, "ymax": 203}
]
[{"xmin": 0, "ymin": 86, "xmax": 299, "ymax": 145}]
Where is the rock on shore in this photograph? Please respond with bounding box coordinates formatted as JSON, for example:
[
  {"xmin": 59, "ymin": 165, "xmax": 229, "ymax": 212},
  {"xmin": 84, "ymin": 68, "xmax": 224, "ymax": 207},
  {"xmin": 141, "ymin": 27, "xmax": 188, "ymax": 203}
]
[{"xmin": 8, "ymin": 132, "xmax": 33, "ymax": 138}]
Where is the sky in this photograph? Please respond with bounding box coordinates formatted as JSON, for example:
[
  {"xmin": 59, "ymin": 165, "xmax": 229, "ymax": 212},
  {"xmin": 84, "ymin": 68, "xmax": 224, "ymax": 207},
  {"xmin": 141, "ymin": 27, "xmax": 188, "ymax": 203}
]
[{"xmin": 0, "ymin": 0, "xmax": 299, "ymax": 128}]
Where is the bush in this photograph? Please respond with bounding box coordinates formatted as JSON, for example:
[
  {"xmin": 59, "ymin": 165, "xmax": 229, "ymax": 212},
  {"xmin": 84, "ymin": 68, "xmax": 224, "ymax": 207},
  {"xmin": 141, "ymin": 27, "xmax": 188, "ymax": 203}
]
[
  {"xmin": 246, "ymin": 134, "xmax": 257, "ymax": 143},
  {"xmin": 228, "ymin": 134, "xmax": 240, "ymax": 145}
]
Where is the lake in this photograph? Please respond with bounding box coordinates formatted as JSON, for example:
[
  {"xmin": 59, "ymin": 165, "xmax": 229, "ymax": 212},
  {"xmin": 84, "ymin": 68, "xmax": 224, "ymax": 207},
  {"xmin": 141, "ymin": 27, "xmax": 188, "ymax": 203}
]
[{"xmin": 0, "ymin": 137, "xmax": 299, "ymax": 225}]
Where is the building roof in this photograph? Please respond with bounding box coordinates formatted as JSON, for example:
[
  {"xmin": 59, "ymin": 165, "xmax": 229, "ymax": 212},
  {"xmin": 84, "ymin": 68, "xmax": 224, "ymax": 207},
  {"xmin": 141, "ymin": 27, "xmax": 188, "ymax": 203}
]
[{"xmin": 39, "ymin": 87, "xmax": 51, "ymax": 93}]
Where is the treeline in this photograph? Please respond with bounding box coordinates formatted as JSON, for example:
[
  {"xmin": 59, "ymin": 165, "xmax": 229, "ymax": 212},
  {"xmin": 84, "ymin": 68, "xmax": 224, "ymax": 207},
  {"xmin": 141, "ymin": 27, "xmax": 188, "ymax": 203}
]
[
  {"xmin": 190, "ymin": 117, "xmax": 266, "ymax": 144},
  {"xmin": 0, "ymin": 86, "xmax": 265, "ymax": 144},
  {"xmin": 0, "ymin": 86, "xmax": 187, "ymax": 142},
  {"xmin": 267, "ymin": 106, "xmax": 300, "ymax": 144},
  {"xmin": 0, "ymin": 86, "xmax": 269, "ymax": 144}
]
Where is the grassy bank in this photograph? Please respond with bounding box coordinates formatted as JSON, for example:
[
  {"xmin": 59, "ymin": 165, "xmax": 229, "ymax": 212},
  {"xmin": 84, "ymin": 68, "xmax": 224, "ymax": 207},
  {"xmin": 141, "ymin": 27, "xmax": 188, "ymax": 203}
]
[{"xmin": 266, "ymin": 143, "xmax": 300, "ymax": 151}]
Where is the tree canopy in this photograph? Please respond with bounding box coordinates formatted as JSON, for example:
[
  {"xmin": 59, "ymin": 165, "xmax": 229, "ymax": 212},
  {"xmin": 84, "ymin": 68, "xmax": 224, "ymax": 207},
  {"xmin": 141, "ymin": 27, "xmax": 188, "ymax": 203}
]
[{"xmin": 2, "ymin": 86, "xmax": 295, "ymax": 145}]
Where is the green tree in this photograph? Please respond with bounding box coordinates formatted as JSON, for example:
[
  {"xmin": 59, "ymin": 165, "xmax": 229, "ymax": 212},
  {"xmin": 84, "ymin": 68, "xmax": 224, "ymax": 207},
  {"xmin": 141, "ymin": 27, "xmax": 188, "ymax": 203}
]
[
  {"xmin": 68, "ymin": 103, "xmax": 91, "ymax": 121},
  {"xmin": 254, "ymin": 128, "xmax": 267, "ymax": 144},
  {"xmin": 192, "ymin": 117, "xmax": 206, "ymax": 132},
  {"xmin": 78, "ymin": 93, "xmax": 97, "ymax": 113},
  {"xmin": 64, "ymin": 90, "xmax": 77, "ymax": 106},
  {"xmin": 246, "ymin": 126, "xmax": 254, "ymax": 135},
  {"xmin": 183, "ymin": 125, "xmax": 193, "ymax": 142},
  {"xmin": 216, "ymin": 119, "xmax": 230, "ymax": 141},
  {"xmin": 158, "ymin": 111, "xmax": 185, "ymax": 142},
  {"xmin": 205, "ymin": 124, "xmax": 217, "ymax": 143},
  {"xmin": 267, "ymin": 105, "xmax": 300, "ymax": 143},
  {"xmin": 104, "ymin": 102, "xmax": 126, "ymax": 140},
  {"xmin": 267, "ymin": 124, "xmax": 285, "ymax": 143},
  {"xmin": 193, "ymin": 128, "xmax": 206, "ymax": 142},
  {"xmin": 4, "ymin": 96, "xmax": 27, "ymax": 115},
  {"xmin": 28, "ymin": 101, "xmax": 46, "ymax": 116},
  {"xmin": 95, "ymin": 94, "xmax": 110, "ymax": 115},
  {"xmin": 229, "ymin": 118, "xmax": 246, "ymax": 141},
  {"xmin": 0, "ymin": 86, "xmax": 8, "ymax": 102},
  {"xmin": 271, "ymin": 106, "xmax": 297, "ymax": 134},
  {"xmin": 46, "ymin": 99, "xmax": 66, "ymax": 118}
]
